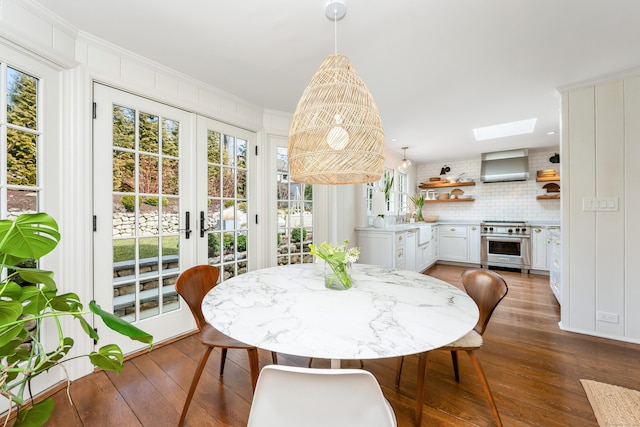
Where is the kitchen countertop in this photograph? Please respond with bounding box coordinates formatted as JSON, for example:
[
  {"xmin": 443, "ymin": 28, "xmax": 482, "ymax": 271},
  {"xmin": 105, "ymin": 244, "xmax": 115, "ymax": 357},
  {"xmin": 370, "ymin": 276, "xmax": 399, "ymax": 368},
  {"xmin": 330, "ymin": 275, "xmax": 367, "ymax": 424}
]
[
  {"xmin": 356, "ymin": 220, "xmax": 480, "ymax": 232},
  {"xmin": 357, "ymin": 220, "xmax": 559, "ymax": 233}
]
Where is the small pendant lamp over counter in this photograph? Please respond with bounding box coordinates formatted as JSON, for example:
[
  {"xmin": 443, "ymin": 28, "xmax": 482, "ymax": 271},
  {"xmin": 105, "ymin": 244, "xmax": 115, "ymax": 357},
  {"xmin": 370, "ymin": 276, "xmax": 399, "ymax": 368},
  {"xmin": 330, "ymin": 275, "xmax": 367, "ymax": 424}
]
[
  {"xmin": 288, "ymin": 0, "xmax": 385, "ymax": 185},
  {"xmin": 398, "ymin": 146, "xmax": 412, "ymax": 173}
]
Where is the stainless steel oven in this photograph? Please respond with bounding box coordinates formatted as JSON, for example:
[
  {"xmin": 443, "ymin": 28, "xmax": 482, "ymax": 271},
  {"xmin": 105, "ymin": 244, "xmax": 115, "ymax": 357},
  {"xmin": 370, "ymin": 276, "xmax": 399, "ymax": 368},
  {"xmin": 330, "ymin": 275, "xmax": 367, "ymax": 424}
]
[{"xmin": 480, "ymin": 220, "xmax": 531, "ymax": 273}]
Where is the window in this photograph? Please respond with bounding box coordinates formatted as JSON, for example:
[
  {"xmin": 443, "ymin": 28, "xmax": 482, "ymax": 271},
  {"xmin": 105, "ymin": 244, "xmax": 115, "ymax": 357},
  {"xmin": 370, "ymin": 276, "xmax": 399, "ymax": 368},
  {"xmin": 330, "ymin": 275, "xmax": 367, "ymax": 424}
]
[
  {"xmin": 399, "ymin": 172, "xmax": 408, "ymax": 212},
  {"xmin": 276, "ymin": 146, "xmax": 313, "ymax": 265},
  {"xmin": 2, "ymin": 65, "xmax": 41, "ymax": 218}
]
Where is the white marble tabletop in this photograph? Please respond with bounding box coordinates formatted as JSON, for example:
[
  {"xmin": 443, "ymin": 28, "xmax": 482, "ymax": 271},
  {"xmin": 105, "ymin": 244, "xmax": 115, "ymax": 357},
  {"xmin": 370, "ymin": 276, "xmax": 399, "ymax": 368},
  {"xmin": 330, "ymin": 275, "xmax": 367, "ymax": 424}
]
[{"xmin": 202, "ymin": 263, "xmax": 479, "ymax": 361}]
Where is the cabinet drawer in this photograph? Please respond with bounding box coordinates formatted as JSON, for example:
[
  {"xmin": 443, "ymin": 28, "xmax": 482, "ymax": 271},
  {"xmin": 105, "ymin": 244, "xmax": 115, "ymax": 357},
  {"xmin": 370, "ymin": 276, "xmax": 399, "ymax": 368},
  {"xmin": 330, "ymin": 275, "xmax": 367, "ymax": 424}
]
[
  {"xmin": 440, "ymin": 226, "xmax": 468, "ymax": 237},
  {"xmin": 395, "ymin": 232, "xmax": 406, "ymax": 244}
]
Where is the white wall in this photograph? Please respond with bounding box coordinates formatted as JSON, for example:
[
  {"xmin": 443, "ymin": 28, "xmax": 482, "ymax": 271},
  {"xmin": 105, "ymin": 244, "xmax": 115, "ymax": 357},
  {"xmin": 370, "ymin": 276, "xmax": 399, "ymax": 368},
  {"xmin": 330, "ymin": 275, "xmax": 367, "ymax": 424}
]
[
  {"xmin": 560, "ymin": 74, "xmax": 640, "ymax": 344},
  {"xmin": 415, "ymin": 149, "xmax": 561, "ymax": 223}
]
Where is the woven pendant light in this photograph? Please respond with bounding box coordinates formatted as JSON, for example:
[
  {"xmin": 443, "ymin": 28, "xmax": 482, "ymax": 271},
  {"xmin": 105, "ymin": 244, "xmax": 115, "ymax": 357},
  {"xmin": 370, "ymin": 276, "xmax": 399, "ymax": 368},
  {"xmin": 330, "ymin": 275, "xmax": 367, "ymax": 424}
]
[{"xmin": 288, "ymin": 2, "xmax": 385, "ymax": 185}]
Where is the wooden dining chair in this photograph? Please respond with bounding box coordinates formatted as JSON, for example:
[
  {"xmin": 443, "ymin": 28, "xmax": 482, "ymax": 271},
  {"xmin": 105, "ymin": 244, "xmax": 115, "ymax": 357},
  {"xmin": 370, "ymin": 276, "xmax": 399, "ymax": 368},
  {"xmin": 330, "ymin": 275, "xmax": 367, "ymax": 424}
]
[
  {"xmin": 396, "ymin": 268, "xmax": 508, "ymax": 427},
  {"xmin": 247, "ymin": 365, "xmax": 397, "ymax": 427},
  {"xmin": 175, "ymin": 265, "xmax": 277, "ymax": 426}
]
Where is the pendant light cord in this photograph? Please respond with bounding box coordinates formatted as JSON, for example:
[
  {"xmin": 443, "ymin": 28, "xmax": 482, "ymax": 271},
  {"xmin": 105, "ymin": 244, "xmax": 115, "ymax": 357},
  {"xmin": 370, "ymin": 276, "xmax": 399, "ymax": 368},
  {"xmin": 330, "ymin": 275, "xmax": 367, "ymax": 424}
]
[{"xmin": 334, "ymin": 8, "xmax": 338, "ymax": 55}]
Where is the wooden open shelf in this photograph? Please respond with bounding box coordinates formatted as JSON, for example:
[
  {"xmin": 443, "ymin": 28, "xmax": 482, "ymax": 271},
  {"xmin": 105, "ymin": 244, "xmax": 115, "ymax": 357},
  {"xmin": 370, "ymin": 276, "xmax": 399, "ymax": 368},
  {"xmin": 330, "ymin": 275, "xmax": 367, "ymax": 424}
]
[
  {"xmin": 536, "ymin": 176, "xmax": 560, "ymax": 182},
  {"xmin": 425, "ymin": 198, "xmax": 475, "ymax": 203},
  {"xmin": 537, "ymin": 195, "xmax": 560, "ymax": 200},
  {"xmin": 419, "ymin": 181, "xmax": 476, "ymax": 189}
]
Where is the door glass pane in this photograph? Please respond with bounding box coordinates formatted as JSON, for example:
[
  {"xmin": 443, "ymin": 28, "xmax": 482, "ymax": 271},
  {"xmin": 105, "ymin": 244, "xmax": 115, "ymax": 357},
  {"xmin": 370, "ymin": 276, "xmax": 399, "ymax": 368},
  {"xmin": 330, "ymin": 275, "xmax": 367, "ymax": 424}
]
[
  {"xmin": 206, "ymin": 129, "xmax": 250, "ymax": 282},
  {"xmin": 111, "ymin": 105, "xmax": 181, "ymax": 321},
  {"xmin": 276, "ymin": 146, "xmax": 313, "ymax": 265}
]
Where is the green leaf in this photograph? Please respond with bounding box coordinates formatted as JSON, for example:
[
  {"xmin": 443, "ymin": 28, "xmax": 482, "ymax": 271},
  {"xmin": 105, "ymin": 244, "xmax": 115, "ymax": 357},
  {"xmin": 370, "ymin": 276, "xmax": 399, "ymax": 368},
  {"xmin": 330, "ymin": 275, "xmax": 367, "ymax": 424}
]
[
  {"xmin": 49, "ymin": 293, "xmax": 82, "ymax": 312},
  {"xmin": 89, "ymin": 301, "xmax": 153, "ymax": 347},
  {"xmin": 0, "ymin": 336, "xmax": 24, "ymax": 358},
  {"xmin": 0, "ymin": 300, "xmax": 23, "ymax": 326},
  {"xmin": 0, "ymin": 213, "xmax": 59, "ymax": 264},
  {"xmin": 89, "ymin": 344, "xmax": 124, "ymax": 373},
  {"xmin": 15, "ymin": 397, "xmax": 55, "ymax": 427},
  {"xmin": 15, "ymin": 268, "xmax": 57, "ymax": 291},
  {"xmin": 74, "ymin": 314, "xmax": 99, "ymax": 341},
  {"xmin": 20, "ymin": 287, "xmax": 50, "ymax": 315},
  {"xmin": 0, "ymin": 281, "xmax": 23, "ymax": 300}
]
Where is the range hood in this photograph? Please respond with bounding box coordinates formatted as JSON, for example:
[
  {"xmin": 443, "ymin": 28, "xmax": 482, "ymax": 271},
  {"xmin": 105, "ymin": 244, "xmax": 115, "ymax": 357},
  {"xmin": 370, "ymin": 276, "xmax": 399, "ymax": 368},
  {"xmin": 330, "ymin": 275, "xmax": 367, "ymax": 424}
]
[{"xmin": 480, "ymin": 149, "xmax": 529, "ymax": 182}]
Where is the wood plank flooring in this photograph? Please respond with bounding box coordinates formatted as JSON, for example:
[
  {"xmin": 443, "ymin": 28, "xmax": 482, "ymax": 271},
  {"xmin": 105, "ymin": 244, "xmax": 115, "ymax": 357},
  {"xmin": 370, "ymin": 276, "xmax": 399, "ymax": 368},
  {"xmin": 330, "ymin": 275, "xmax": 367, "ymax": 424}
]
[{"xmin": 38, "ymin": 264, "xmax": 640, "ymax": 426}]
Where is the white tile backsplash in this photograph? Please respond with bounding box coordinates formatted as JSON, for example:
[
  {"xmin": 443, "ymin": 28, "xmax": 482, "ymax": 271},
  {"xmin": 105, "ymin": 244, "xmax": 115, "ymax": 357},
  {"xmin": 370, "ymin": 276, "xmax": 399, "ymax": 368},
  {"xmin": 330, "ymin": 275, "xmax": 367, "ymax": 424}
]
[{"xmin": 415, "ymin": 150, "xmax": 560, "ymax": 222}]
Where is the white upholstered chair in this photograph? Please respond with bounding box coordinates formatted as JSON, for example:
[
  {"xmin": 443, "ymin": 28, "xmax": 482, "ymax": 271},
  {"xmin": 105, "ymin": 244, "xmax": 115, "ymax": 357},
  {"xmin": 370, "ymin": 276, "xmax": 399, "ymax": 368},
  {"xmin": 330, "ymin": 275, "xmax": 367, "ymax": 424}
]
[{"xmin": 247, "ymin": 365, "xmax": 397, "ymax": 427}]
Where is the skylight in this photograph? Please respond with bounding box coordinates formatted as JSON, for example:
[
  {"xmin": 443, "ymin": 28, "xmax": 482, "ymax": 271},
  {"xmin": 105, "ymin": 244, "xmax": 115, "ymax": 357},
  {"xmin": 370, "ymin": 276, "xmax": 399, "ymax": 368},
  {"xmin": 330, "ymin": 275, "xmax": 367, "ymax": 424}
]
[{"xmin": 473, "ymin": 118, "xmax": 537, "ymax": 141}]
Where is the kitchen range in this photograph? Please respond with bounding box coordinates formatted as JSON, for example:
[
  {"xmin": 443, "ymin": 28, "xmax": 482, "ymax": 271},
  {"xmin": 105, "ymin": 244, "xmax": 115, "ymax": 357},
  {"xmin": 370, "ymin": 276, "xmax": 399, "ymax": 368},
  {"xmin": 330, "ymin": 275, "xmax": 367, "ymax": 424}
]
[{"xmin": 480, "ymin": 220, "xmax": 531, "ymax": 273}]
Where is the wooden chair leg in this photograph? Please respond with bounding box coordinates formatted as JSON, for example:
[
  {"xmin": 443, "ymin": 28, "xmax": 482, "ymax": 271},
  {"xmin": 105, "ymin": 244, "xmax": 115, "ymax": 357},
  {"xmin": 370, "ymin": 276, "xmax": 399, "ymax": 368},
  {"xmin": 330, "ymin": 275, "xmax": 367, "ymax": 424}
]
[
  {"xmin": 415, "ymin": 352, "xmax": 429, "ymax": 427},
  {"xmin": 179, "ymin": 346, "xmax": 213, "ymax": 426},
  {"xmin": 466, "ymin": 350, "xmax": 503, "ymax": 427},
  {"xmin": 308, "ymin": 357, "xmax": 314, "ymax": 367},
  {"xmin": 396, "ymin": 356, "xmax": 405, "ymax": 387},
  {"xmin": 451, "ymin": 350, "xmax": 460, "ymax": 382},
  {"xmin": 219, "ymin": 347, "xmax": 228, "ymax": 375},
  {"xmin": 247, "ymin": 348, "xmax": 260, "ymax": 392},
  {"xmin": 271, "ymin": 351, "xmax": 278, "ymax": 364}
]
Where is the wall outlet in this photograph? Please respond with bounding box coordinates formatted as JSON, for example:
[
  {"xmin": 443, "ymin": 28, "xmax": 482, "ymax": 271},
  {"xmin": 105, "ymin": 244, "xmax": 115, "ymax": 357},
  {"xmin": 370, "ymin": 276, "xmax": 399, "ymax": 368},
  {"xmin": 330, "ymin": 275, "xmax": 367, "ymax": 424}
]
[{"xmin": 596, "ymin": 311, "xmax": 619, "ymax": 323}]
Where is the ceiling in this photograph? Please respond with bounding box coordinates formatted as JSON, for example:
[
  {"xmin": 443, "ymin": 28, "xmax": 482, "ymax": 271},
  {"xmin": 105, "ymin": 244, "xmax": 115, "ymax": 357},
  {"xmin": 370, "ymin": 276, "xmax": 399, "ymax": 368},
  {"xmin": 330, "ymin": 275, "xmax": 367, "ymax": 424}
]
[{"xmin": 37, "ymin": 0, "xmax": 640, "ymax": 164}]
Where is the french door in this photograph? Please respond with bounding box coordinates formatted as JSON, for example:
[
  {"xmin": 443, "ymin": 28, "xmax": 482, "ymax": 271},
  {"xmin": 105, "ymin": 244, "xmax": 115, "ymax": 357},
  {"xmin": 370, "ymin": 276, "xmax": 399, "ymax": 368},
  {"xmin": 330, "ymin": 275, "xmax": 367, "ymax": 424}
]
[{"xmin": 93, "ymin": 85, "xmax": 256, "ymax": 353}]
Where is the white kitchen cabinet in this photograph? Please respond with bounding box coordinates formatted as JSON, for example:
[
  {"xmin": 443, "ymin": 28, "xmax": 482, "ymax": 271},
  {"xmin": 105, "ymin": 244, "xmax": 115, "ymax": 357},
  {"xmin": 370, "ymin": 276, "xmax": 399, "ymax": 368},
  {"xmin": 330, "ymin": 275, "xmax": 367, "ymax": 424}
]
[
  {"xmin": 531, "ymin": 226, "xmax": 549, "ymax": 271},
  {"xmin": 356, "ymin": 229, "xmax": 406, "ymax": 269},
  {"xmin": 439, "ymin": 225, "xmax": 468, "ymax": 262},
  {"xmin": 405, "ymin": 229, "xmax": 416, "ymax": 271},
  {"xmin": 549, "ymin": 228, "xmax": 561, "ymax": 304},
  {"xmin": 416, "ymin": 231, "xmax": 438, "ymax": 272},
  {"xmin": 468, "ymin": 225, "xmax": 481, "ymax": 264},
  {"xmin": 429, "ymin": 226, "xmax": 439, "ymax": 265}
]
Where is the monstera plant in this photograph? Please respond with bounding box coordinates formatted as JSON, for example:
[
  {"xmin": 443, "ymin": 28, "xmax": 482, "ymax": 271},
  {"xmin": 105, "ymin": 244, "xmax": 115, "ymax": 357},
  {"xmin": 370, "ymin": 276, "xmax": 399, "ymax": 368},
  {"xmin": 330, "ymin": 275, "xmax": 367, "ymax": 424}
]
[{"xmin": 0, "ymin": 213, "xmax": 153, "ymax": 426}]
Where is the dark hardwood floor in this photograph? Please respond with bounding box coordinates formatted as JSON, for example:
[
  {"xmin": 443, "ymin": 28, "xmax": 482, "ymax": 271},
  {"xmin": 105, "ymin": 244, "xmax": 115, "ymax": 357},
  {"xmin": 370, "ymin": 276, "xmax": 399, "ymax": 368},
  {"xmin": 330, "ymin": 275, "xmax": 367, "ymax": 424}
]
[{"xmin": 39, "ymin": 264, "xmax": 640, "ymax": 426}]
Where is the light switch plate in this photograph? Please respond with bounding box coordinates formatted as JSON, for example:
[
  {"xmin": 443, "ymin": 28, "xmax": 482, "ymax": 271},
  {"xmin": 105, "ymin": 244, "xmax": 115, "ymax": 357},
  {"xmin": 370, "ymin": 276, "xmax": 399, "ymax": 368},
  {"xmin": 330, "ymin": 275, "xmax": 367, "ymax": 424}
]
[{"xmin": 582, "ymin": 197, "xmax": 618, "ymax": 211}]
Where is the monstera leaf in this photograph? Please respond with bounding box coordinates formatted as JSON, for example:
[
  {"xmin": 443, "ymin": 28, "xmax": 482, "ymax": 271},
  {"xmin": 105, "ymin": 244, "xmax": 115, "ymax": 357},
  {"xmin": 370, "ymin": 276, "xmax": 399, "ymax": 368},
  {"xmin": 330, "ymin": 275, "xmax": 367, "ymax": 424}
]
[{"xmin": 0, "ymin": 213, "xmax": 60, "ymax": 265}]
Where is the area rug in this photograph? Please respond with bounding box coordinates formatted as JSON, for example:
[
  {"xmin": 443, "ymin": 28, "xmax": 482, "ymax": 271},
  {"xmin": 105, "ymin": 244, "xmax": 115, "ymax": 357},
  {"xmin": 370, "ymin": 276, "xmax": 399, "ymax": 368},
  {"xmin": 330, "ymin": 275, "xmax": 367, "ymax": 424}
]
[{"xmin": 581, "ymin": 379, "xmax": 640, "ymax": 426}]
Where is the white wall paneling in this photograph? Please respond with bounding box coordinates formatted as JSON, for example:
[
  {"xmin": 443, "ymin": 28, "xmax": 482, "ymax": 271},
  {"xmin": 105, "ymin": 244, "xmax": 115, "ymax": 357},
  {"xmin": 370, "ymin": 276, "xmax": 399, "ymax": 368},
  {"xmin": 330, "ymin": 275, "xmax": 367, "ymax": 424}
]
[
  {"xmin": 594, "ymin": 81, "xmax": 625, "ymax": 337},
  {"xmin": 561, "ymin": 74, "xmax": 640, "ymax": 343},
  {"xmin": 565, "ymin": 87, "xmax": 598, "ymax": 332},
  {"xmin": 624, "ymin": 76, "xmax": 640, "ymax": 338}
]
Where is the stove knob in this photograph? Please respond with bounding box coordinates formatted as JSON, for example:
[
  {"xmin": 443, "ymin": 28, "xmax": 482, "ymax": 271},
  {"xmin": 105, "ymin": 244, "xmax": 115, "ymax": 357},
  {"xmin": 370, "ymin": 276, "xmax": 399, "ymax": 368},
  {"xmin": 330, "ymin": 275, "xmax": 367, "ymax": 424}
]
[
  {"xmin": 489, "ymin": 227, "xmax": 494, "ymax": 231},
  {"xmin": 515, "ymin": 228, "xmax": 520, "ymax": 233},
  {"xmin": 508, "ymin": 228, "xmax": 513, "ymax": 233},
  {"xmin": 483, "ymin": 227, "xmax": 488, "ymax": 232}
]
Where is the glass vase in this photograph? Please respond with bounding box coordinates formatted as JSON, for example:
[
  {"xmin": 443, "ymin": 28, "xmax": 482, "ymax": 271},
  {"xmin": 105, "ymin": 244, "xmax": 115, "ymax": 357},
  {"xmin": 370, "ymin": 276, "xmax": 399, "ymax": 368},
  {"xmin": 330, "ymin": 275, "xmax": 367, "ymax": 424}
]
[
  {"xmin": 416, "ymin": 208, "xmax": 424, "ymax": 222},
  {"xmin": 325, "ymin": 262, "xmax": 352, "ymax": 290}
]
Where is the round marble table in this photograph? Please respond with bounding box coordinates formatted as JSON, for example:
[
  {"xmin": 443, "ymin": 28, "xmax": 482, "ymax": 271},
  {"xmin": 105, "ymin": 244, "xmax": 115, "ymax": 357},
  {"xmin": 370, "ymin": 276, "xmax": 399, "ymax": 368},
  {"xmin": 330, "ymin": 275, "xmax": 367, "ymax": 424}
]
[
  {"xmin": 202, "ymin": 263, "xmax": 479, "ymax": 426},
  {"xmin": 202, "ymin": 263, "xmax": 478, "ymax": 361}
]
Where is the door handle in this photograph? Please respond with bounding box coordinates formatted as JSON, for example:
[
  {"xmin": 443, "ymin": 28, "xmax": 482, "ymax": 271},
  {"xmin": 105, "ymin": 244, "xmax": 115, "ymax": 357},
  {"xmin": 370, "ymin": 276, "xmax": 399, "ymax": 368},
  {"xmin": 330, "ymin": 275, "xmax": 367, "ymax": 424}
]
[
  {"xmin": 200, "ymin": 211, "xmax": 209, "ymax": 238},
  {"xmin": 178, "ymin": 211, "xmax": 192, "ymax": 239}
]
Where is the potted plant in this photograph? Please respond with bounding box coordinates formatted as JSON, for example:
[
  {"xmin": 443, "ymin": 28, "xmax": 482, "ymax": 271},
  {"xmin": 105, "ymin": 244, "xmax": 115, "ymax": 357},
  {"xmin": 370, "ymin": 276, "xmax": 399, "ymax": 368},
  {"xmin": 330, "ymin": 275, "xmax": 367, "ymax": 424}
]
[
  {"xmin": 0, "ymin": 213, "xmax": 153, "ymax": 426},
  {"xmin": 383, "ymin": 172, "xmax": 394, "ymax": 208},
  {"xmin": 409, "ymin": 193, "xmax": 426, "ymax": 222}
]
